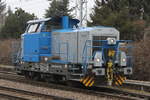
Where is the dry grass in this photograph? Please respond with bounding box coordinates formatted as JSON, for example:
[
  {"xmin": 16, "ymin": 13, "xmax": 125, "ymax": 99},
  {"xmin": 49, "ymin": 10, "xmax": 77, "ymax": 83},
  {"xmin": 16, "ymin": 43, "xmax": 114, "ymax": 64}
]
[
  {"xmin": 133, "ymin": 38, "xmax": 150, "ymax": 81},
  {"xmin": 0, "ymin": 39, "xmax": 18, "ymax": 65}
]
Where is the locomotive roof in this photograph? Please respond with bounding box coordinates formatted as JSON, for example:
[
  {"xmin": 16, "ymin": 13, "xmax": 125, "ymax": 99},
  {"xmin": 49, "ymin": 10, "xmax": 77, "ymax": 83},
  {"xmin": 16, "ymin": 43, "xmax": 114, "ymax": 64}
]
[
  {"xmin": 53, "ymin": 26, "xmax": 119, "ymax": 33},
  {"xmin": 27, "ymin": 18, "xmax": 51, "ymax": 24},
  {"xmin": 27, "ymin": 17, "xmax": 80, "ymax": 25},
  {"xmin": 53, "ymin": 26, "xmax": 120, "ymax": 40}
]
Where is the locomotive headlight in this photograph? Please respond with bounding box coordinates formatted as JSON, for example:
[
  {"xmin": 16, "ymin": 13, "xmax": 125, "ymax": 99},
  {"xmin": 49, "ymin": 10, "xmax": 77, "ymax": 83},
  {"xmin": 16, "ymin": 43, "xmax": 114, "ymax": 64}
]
[
  {"xmin": 109, "ymin": 39, "xmax": 115, "ymax": 44},
  {"xmin": 122, "ymin": 58, "xmax": 126, "ymax": 62},
  {"xmin": 96, "ymin": 58, "xmax": 100, "ymax": 62},
  {"xmin": 65, "ymin": 64, "xmax": 68, "ymax": 68},
  {"xmin": 107, "ymin": 38, "xmax": 116, "ymax": 45},
  {"xmin": 44, "ymin": 57, "xmax": 48, "ymax": 61},
  {"xmin": 94, "ymin": 52, "xmax": 103, "ymax": 67},
  {"xmin": 110, "ymin": 39, "xmax": 114, "ymax": 43},
  {"xmin": 20, "ymin": 61, "xmax": 24, "ymax": 64}
]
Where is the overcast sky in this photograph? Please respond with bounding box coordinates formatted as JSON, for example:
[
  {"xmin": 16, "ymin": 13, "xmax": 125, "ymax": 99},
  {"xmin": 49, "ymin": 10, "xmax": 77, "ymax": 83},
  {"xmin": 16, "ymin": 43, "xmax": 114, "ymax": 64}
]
[
  {"xmin": 2, "ymin": 0, "xmax": 95, "ymax": 19},
  {"xmin": 2, "ymin": 0, "xmax": 49, "ymax": 18}
]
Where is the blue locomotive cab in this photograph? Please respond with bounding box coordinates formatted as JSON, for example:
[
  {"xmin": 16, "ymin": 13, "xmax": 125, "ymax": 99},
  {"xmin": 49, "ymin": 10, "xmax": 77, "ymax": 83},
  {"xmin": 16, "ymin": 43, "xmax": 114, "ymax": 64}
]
[
  {"xmin": 21, "ymin": 16, "xmax": 79, "ymax": 63},
  {"xmin": 21, "ymin": 18, "xmax": 56, "ymax": 62}
]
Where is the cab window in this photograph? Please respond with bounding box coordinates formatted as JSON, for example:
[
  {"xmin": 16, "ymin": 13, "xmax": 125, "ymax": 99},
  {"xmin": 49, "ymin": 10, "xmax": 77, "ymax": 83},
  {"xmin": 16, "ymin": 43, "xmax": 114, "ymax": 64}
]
[
  {"xmin": 41, "ymin": 21, "xmax": 61, "ymax": 32},
  {"xmin": 27, "ymin": 23, "xmax": 40, "ymax": 33}
]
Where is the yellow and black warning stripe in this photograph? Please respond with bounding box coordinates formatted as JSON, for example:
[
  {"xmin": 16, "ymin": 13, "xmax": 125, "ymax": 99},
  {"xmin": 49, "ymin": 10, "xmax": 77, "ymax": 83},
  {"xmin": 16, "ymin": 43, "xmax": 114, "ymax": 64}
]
[
  {"xmin": 114, "ymin": 75, "xmax": 126, "ymax": 86},
  {"xmin": 80, "ymin": 76, "xmax": 95, "ymax": 87}
]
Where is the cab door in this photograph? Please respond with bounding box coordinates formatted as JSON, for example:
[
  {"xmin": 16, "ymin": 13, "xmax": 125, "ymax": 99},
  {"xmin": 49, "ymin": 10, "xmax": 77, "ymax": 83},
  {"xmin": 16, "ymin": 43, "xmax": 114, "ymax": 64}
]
[{"xmin": 22, "ymin": 23, "xmax": 41, "ymax": 62}]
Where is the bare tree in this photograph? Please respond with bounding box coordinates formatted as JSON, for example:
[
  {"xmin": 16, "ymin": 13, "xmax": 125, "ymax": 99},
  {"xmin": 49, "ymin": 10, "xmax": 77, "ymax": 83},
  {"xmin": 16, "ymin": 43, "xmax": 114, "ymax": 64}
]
[{"xmin": 0, "ymin": 1, "xmax": 6, "ymax": 27}]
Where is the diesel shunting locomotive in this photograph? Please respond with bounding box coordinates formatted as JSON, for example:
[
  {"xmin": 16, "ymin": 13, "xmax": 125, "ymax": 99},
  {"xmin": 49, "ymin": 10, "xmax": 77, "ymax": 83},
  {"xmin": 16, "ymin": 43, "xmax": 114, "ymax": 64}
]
[{"xmin": 15, "ymin": 16, "xmax": 133, "ymax": 87}]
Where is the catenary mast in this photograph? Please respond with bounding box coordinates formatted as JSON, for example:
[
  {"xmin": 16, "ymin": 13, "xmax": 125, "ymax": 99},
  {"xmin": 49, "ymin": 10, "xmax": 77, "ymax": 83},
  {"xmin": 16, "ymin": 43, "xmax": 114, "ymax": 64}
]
[{"xmin": 75, "ymin": 0, "xmax": 87, "ymax": 27}]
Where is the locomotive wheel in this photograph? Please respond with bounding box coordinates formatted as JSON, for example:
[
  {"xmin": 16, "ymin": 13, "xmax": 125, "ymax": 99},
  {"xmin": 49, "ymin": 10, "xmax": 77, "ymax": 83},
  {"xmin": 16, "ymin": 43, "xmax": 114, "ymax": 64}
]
[
  {"xmin": 32, "ymin": 72, "xmax": 41, "ymax": 81},
  {"xmin": 24, "ymin": 71, "xmax": 41, "ymax": 81},
  {"xmin": 24, "ymin": 71, "xmax": 31, "ymax": 79},
  {"xmin": 45, "ymin": 77, "xmax": 51, "ymax": 83},
  {"xmin": 66, "ymin": 80, "xmax": 83, "ymax": 87},
  {"xmin": 24, "ymin": 71, "xmax": 34, "ymax": 80}
]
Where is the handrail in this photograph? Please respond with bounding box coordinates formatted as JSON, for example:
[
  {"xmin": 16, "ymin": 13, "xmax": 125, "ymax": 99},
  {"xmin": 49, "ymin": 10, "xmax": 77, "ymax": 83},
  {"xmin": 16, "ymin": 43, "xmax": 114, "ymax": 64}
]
[{"xmin": 82, "ymin": 40, "xmax": 133, "ymax": 74}]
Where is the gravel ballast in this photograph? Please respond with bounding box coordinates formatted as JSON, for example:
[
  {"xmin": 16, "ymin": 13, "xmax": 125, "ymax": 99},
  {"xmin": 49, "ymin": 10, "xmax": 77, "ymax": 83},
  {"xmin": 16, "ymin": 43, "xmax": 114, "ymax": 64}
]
[{"xmin": 0, "ymin": 79, "xmax": 120, "ymax": 100}]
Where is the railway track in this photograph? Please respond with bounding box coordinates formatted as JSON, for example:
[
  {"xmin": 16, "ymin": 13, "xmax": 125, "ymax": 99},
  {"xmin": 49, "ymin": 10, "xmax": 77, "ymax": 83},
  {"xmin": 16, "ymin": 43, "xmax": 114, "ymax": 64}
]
[
  {"xmin": 0, "ymin": 69, "xmax": 149, "ymax": 100},
  {"xmin": 93, "ymin": 86, "xmax": 150, "ymax": 100},
  {"xmin": 0, "ymin": 85, "xmax": 73, "ymax": 100},
  {"xmin": 124, "ymin": 80, "xmax": 150, "ymax": 92},
  {"xmin": 0, "ymin": 93, "xmax": 28, "ymax": 100}
]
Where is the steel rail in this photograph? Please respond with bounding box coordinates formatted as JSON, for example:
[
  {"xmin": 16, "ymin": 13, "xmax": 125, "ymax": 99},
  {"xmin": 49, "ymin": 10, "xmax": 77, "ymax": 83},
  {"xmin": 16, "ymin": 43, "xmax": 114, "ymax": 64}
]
[
  {"xmin": 124, "ymin": 80, "xmax": 150, "ymax": 92},
  {"xmin": 0, "ymin": 70, "xmax": 144, "ymax": 100},
  {"xmin": 0, "ymin": 93, "xmax": 29, "ymax": 100},
  {"xmin": 93, "ymin": 86, "xmax": 150, "ymax": 100},
  {"xmin": 0, "ymin": 66, "xmax": 150, "ymax": 100},
  {"xmin": 0, "ymin": 85, "xmax": 73, "ymax": 100}
]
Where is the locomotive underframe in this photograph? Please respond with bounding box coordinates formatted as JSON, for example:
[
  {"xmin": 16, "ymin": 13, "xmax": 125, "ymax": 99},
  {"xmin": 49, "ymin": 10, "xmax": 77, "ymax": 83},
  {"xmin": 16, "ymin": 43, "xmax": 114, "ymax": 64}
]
[{"xmin": 15, "ymin": 61, "xmax": 131, "ymax": 86}]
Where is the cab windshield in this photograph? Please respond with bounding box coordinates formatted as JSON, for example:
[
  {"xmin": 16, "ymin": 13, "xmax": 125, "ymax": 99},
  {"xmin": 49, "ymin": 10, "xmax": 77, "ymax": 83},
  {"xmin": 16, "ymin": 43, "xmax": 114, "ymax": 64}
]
[{"xmin": 27, "ymin": 23, "xmax": 41, "ymax": 33}]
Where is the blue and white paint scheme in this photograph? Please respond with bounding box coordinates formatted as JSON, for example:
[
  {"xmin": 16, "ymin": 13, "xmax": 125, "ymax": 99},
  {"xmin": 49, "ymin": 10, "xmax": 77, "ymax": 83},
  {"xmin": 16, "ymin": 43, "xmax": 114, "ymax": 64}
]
[
  {"xmin": 17, "ymin": 16, "xmax": 133, "ymax": 87},
  {"xmin": 21, "ymin": 16, "xmax": 79, "ymax": 63}
]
